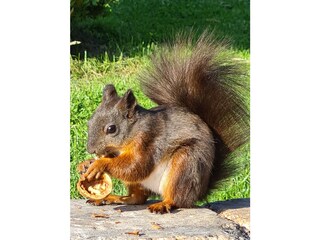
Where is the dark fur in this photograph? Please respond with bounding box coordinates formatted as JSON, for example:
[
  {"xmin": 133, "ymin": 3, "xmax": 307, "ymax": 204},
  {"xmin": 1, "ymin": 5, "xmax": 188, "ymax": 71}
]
[
  {"xmin": 139, "ymin": 32, "xmax": 250, "ymax": 190},
  {"xmin": 86, "ymin": 32, "xmax": 249, "ymax": 209}
]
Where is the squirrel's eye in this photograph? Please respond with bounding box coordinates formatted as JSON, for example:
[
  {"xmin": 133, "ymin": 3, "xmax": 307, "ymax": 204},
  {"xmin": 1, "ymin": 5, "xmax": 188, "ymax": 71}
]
[{"xmin": 105, "ymin": 125, "xmax": 117, "ymax": 134}]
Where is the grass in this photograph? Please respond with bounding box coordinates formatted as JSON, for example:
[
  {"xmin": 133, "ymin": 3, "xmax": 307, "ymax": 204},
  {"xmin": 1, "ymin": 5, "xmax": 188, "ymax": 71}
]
[
  {"xmin": 70, "ymin": 0, "xmax": 250, "ymax": 203},
  {"xmin": 71, "ymin": 0, "xmax": 250, "ymax": 57}
]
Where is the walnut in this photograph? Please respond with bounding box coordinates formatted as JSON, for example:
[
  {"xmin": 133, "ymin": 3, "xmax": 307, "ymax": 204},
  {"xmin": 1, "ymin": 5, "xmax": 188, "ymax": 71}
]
[{"xmin": 77, "ymin": 160, "xmax": 112, "ymax": 200}]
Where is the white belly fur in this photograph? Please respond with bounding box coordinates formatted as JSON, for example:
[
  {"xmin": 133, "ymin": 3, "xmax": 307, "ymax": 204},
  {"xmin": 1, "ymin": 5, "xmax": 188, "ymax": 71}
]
[{"xmin": 141, "ymin": 161, "xmax": 170, "ymax": 195}]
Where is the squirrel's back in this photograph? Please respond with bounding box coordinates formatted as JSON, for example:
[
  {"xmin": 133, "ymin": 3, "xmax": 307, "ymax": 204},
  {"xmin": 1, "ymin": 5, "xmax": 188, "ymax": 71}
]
[{"xmin": 139, "ymin": 32, "xmax": 250, "ymax": 189}]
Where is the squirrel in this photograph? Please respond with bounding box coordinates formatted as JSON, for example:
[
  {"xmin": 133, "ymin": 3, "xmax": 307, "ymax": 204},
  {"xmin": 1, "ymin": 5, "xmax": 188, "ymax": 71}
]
[{"xmin": 79, "ymin": 32, "xmax": 250, "ymax": 214}]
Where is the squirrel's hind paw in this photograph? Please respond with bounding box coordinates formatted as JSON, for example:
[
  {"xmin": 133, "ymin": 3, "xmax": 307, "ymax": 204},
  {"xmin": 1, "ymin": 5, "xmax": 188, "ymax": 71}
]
[{"xmin": 148, "ymin": 201, "xmax": 175, "ymax": 214}]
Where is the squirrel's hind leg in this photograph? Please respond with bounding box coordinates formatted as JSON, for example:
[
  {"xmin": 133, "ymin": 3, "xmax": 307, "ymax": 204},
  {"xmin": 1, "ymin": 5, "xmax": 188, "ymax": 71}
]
[{"xmin": 148, "ymin": 147, "xmax": 211, "ymax": 214}]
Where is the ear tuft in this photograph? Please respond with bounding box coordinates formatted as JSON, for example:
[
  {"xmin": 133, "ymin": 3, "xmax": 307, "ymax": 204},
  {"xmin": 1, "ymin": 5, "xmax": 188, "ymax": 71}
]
[
  {"xmin": 124, "ymin": 89, "xmax": 136, "ymax": 108},
  {"xmin": 117, "ymin": 89, "xmax": 137, "ymax": 118},
  {"xmin": 103, "ymin": 84, "xmax": 119, "ymax": 103}
]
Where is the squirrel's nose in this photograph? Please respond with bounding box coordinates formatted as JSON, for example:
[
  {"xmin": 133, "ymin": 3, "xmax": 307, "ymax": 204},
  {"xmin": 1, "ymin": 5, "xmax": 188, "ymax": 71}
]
[{"xmin": 87, "ymin": 142, "xmax": 96, "ymax": 154}]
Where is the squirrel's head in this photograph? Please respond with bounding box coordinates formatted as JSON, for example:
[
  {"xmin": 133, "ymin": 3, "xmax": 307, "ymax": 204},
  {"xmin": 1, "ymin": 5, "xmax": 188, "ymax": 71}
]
[{"xmin": 87, "ymin": 84, "xmax": 138, "ymax": 157}]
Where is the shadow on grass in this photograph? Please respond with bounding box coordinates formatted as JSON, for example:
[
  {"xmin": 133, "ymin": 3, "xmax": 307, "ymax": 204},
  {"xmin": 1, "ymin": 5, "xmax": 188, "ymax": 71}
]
[{"xmin": 71, "ymin": 0, "xmax": 250, "ymax": 58}]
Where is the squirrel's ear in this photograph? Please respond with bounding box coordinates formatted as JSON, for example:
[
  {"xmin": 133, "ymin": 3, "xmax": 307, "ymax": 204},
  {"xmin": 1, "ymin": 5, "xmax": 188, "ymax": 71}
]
[
  {"xmin": 103, "ymin": 84, "xmax": 119, "ymax": 103},
  {"xmin": 117, "ymin": 89, "xmax": 137, "ymax": 119}
]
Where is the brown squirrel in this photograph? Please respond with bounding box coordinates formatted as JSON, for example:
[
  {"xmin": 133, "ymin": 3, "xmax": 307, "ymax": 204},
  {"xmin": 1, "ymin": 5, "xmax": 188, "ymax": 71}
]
[{"xmin": 79, "ymin": 32, "xmax": 250, "ymax": 214}]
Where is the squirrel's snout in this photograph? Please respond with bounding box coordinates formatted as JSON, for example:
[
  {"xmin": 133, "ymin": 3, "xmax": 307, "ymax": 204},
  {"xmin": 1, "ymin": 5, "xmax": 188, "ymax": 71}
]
[{"xmin": 87, "ymin": 142, "xmax": 96, "ymax": 154}]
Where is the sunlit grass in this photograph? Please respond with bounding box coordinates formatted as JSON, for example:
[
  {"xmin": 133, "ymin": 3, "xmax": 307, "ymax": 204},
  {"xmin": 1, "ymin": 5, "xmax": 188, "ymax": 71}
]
[{"xmin": 70, "ymin": 0, "xmax": 250, "ymax": 203}]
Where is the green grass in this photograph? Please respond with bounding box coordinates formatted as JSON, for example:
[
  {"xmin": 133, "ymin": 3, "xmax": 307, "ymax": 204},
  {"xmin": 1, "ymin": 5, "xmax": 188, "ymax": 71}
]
[
  {"xmin": 70, "ymin": 0, "xmax": 250, "ymax": 203},
  {"xmin": 71, "ymin": 0, "xmax": 250, "ymax": 57}
]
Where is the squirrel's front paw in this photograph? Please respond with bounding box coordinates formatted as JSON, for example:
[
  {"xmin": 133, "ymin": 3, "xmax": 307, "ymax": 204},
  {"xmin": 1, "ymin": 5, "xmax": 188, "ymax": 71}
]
[
  {"xmin": 77, "ymin": 159, "xmax": 95, "ymax": 174},
  {"xmin": 83, "ymin": 160, "xmax": 107, "ymax": 182}
]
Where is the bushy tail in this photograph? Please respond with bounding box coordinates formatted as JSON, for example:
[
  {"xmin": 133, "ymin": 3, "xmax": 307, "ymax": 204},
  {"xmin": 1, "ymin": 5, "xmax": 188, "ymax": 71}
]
[{"xmin": 139, "ymin": 32, "xmax": 250, "ymax": 189}]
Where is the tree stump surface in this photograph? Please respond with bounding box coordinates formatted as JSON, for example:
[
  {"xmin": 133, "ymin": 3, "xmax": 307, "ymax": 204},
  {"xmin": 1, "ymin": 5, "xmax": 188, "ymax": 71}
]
[{"xmin": 70, "ymin": 198, "xmax": 250, "ymax": 240}]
